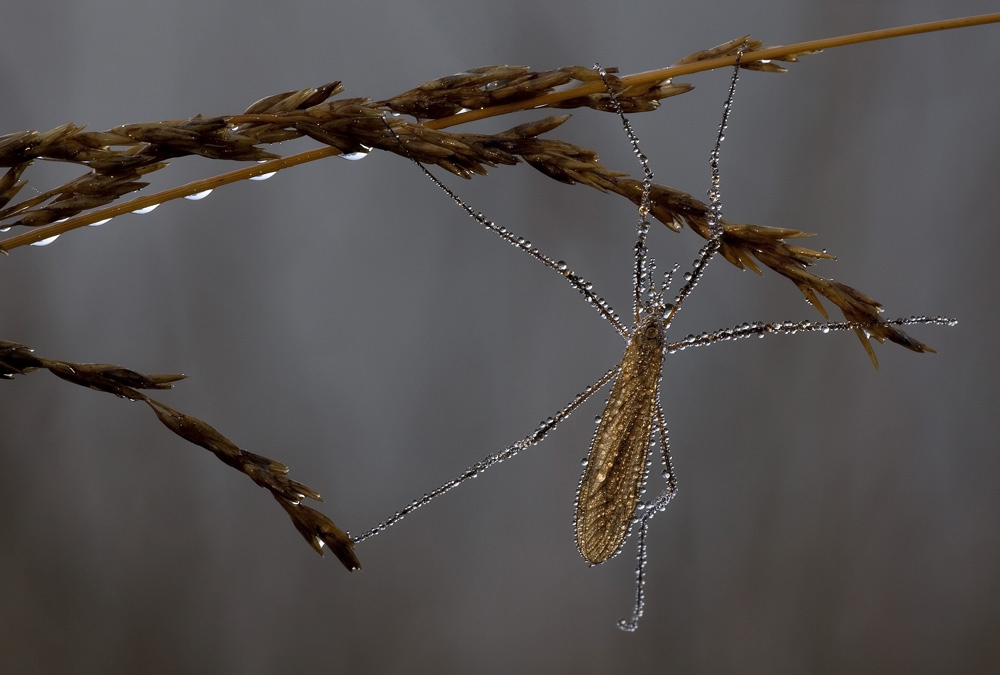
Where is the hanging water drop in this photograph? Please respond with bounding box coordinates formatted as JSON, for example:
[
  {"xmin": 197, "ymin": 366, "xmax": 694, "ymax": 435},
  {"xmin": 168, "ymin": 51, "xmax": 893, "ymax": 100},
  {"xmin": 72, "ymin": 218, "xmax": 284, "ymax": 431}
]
[
  {"xmin": 251, "ymin": 160, "xmax": 276, "ymax": 181},
  {"xmin": 341, "ymin": 145, "xmax": 372, "ymax": 161},
  {"xmin": 88, "ymin": 218, "xmax": 112, "ymax": 227},
  {"xmin": 31, "ymin": 234, "xmax": 60, "ymax": 246},
  {"xmin": 184, "ymin": 189, "xmax": 213, "ymax": 200},
  {"xmin": 132, "ymin": 204, "xmax": 159, "ymax": 214}
]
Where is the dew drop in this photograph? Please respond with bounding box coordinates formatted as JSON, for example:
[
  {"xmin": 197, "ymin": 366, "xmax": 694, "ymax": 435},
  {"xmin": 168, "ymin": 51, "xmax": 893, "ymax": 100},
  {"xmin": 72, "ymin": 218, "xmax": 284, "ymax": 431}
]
[
  {"xmin": 88, "ymin": 218, "xmax": 112, "ymax": 227},
  {"xmin": 341, "ymin": 145, "xmax": 372, "ymax": 161},
  {"xmin": 31, "ymin": 234, "xmax": 60, "ymax": 246},
  {"xmin": 250, "ymin": 171, "xmax": 276, "ymax": 181},
  {"xmin": 132, "ymin": 204, "xmax": 159, "ymax": 214},
  {"xmin": 184, "ymin": 189, "xmax": 213, "ymax": 200}
]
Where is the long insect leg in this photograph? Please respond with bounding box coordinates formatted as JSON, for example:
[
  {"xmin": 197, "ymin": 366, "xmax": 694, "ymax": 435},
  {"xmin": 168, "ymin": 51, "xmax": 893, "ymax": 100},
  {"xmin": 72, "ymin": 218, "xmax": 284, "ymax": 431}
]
[
  {"xmin": 666, "ymin": 45, "xmax": 746, "ymax": 323},
  {"xmin": 596, "ymin": 65, "xmax": 657, "ymax": 325},
  {"xmin": 354, "ymin": 363, "xmax": 620, "ymax": 544},
  {"xmin": 380, "ymin": 114, "xmax": 629, "ymax": 339},
  {"xmin": 618, "ymin": 402, "xmax": 675, "ymax": 632},
  {"xmin": 666, "ymin": 316, "xmax": 958, "ymax": 354}
]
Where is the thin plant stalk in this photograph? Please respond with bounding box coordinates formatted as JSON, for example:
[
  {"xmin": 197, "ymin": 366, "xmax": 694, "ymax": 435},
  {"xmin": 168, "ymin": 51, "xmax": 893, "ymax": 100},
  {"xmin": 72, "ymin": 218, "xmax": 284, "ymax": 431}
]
[{"xmin": 2, "ymin": 12, "xmax": 997, "ymax": 253}]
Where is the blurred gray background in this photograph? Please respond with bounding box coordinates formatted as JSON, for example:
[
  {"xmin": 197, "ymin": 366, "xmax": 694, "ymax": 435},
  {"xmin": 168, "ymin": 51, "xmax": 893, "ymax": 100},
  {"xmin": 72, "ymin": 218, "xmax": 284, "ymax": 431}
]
[{"xmin": 2, "ymin": 1, "xmax": 998, "ymax": 673}]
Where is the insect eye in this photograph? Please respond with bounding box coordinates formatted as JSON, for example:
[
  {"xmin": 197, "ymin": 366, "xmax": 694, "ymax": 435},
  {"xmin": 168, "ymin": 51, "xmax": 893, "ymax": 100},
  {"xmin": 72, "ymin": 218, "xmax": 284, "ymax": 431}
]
[{"xmin": 644, "ymin": 325, "xmax": 659, "ymax": 338}]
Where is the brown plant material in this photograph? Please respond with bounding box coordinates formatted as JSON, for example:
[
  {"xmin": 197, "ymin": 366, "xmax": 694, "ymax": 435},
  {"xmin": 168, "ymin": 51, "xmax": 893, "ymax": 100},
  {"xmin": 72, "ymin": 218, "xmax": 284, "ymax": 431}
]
[
  {"xmin": 0, "ymin": 339, "xmax": 361, "ymax": 571},
  {"xmin": 605, "ymin": 179, "xmax": 934, "ymax": 367},
  {"xmin": 3, "ymin": 15, "xmax": 999, "ymax": 249},
  {"xmin": 0, "ymin": 43, "xmax": 934, "ymax": 365},
  {"xmin": 0, "ymin": 59, "xmax": 690, "ymax": 229},
  {"xmin": 3, "ymin": 20, "xmax": 990, "ymax": 578}
]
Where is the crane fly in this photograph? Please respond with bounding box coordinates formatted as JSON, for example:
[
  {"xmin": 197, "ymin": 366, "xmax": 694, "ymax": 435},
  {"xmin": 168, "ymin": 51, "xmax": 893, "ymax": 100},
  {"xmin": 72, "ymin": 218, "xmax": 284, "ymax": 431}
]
[{"xmin": 354, "ymin": 49, "xmax": 953, "ymax": 630}]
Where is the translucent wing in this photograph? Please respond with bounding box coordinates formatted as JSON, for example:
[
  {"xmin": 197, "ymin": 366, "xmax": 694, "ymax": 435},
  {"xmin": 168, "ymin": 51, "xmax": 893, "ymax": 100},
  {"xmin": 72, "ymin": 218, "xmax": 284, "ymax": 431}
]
[{"xmin": 575, "ymin": 318, "xmax": 664, "ymax": 563}]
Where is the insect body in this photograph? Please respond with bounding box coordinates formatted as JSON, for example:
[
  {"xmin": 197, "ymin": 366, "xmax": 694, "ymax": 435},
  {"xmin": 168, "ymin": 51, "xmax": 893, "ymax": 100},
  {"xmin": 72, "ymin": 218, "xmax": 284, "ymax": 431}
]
[
  {"xmin": 576, "ymin": 312, "xmax": 666, "ymax": 563},
  {"xmin": 357, "ymin": 51, "xmax": 953, "ymax": 631}
]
